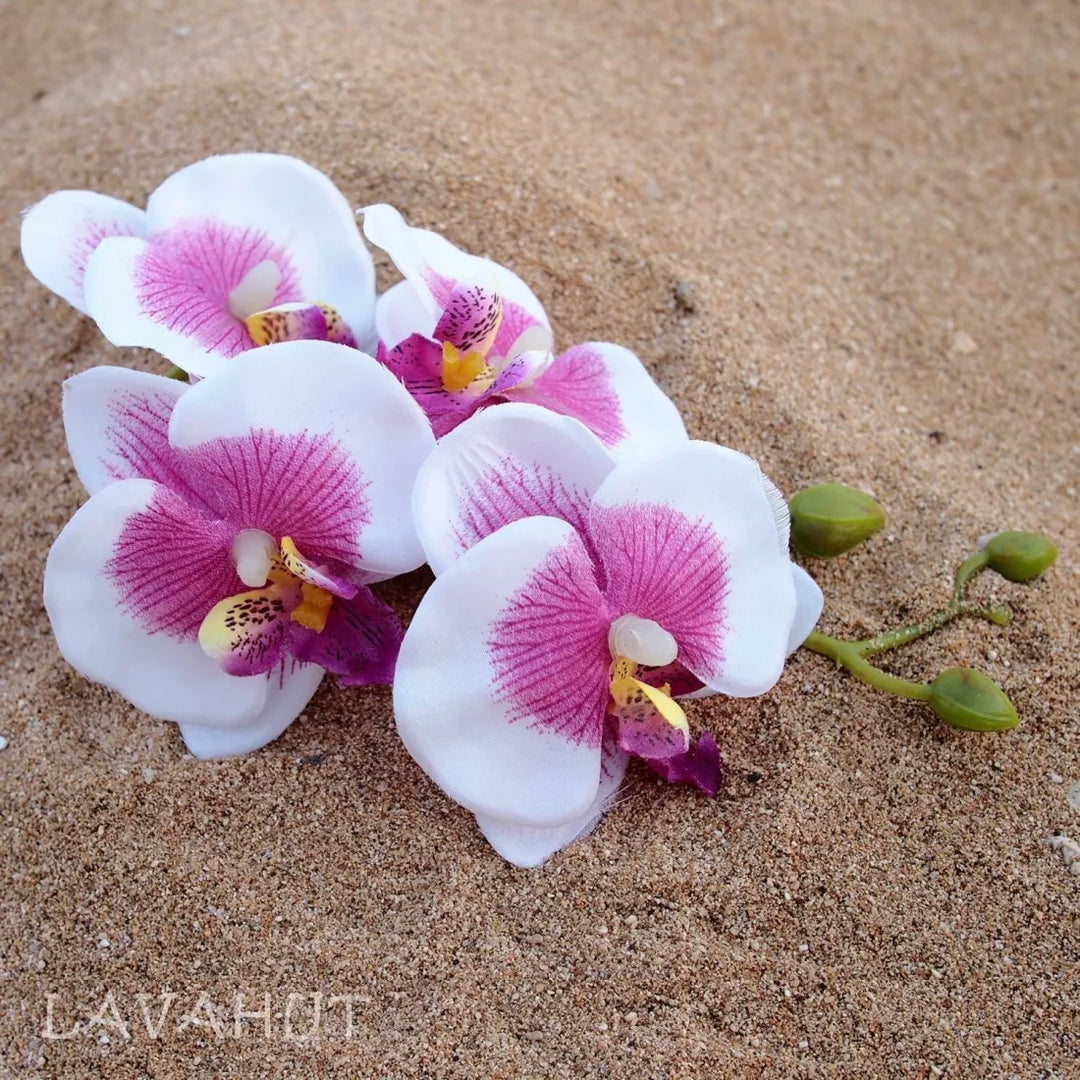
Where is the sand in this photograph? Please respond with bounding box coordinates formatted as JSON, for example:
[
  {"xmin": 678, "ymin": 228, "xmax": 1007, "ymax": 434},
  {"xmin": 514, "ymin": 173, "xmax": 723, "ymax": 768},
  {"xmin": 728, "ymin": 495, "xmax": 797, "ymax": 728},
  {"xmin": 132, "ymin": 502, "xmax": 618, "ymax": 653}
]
[{"xmin": 1, "ymin": 0, "xmax": 1078, "ymax": 1075}]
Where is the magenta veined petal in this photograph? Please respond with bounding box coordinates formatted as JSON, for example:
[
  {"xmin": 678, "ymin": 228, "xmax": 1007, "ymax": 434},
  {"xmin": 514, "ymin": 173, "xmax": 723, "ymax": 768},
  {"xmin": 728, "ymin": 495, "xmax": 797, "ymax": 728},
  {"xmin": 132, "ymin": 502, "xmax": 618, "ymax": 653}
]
[
  {"xmin": 522, "ymin": 344, "xmax": 627, "ymax": 447},
  {"xmin": 60, "ymin": 366, "xmax": 201, "ymax": 502},
  {"xmin": 488, "ymin": 532, "xmax": 612, "ymax": 749},
  {"xmin": 411, "ymin": 403, "xmax": 616, "ymax": 575},
  {"xmin": 394, "ymin": 516, "xmax": 606, "ymax": 828},
  {"xmin": 588, "ymin": 501, "xmax": 730, "ymax": 680},
  {"xmin": 20, "ymin": 189, "xmax": 147, "ymax": 313},
  {"xmin": 106, "ymin": 483, "xmax": 240, "ymax": 641},
  {"xmin": 133, "ymin": 220, "xmax": 302, "ymax": 360}
]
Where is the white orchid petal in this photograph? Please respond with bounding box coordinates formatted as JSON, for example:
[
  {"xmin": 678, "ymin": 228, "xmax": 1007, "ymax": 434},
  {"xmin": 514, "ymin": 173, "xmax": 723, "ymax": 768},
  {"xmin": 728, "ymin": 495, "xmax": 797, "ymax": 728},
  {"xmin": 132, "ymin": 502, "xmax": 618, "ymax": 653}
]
[
  {"xmin": 83, "ymin": 235, "xmax": 234, "ymax": 375},
  {"xmin": 521, "ymin": 342, "xmax": 687, "ymax": 463},
  {"xmin": 44, "ymin": 479, "xmax": 267, "ymax": 727},
  {"xmin": 81, "ymin": 155, "xmax": 375, "ymax": 375},
  {"xmin": 146, "ymin": 153, "xmax": 375, "ymax": 347},
  {"xmin": 20, "ymin": 190, "xmax": 147, "ymax": 314},
  {"xmin": 589, "ymin": 441, "xmax": 797, "ymax": 697},
  {"xmin": 166, "ymin": 340, "xmax": 434, "ymax": 579},
  {"xmin": 394, "ymin": 516, "xmax": 606, "ymax": 828},
  {"xmin": 362, "ymin": 203, "xmax": 550, "ymax": 329},
  {"xmin": 412, "ymin": 402, "xmax": 615, "ymax": 575},
  {"xmin": 61, "ymin": 366, "xmax": 189, "ymax": 497},
  {"xmin": 475, "ymin": 741, "xmax": 629, "ymax": 867},
  {"xmin": 374, "ymin": 280, "xmax": 437, "ymax": 350},
  {"xmin": 178, "ymin": 662, "xmax": 324, "ymax": 759},
  {"xmin": 787, "ymin": 564, "xmax": 824, "ymax": 656}
]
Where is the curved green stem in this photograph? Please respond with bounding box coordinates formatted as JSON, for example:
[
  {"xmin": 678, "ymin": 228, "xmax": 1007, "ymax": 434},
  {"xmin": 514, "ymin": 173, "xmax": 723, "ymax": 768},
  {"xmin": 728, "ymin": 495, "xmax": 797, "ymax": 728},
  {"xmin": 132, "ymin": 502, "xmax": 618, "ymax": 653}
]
[
  {"xmin": 803, "ymin": 631, "xmax": 932, "ymax": 701},
  {"xmin": 852, "ymin": 600, "xmax": 1010, "ymax": 657},
  {"xmin": 953, "ymin": 550, "xmax": 989, "ymax": 601}
]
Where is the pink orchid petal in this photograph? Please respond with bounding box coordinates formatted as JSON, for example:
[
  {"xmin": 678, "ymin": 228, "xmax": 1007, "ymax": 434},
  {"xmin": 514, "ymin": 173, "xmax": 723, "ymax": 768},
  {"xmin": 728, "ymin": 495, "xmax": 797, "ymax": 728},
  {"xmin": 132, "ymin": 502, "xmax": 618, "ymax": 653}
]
[
  {"xmin": 521, "ymin": 342, "xmax": 687, "ymax": 462},
  {"xmin": 412, "ymin": 402, "xmax": 615, "ymax": 575},
  {"xmin": 588, "ymin": 501, "xmax": 730, "ymax": 684},
  {"xmin": 176, "ymin": 429, "xmax": 369, "ymax": 570},
  {"xmin": 394, "ymin": 517, "xmax": 605, "ymax": 828},
  {"xmin": 489, "ymin": 527, "xmax": 611, "ymax": 749},
  {"xmin": 521, "ymin": 343, "xmax": 626, "ymax": 446},
  {"xmin": 490, "ymin": 299, "xmax": 551, "ymax": 360},
  {"xmin": 60, "ymin": 366, "xmax": 201, "ymax": 502},
  {"xmin": 44, "ymin": 479, "xmax": 268, "ymax": 728},
  {"xmin": 590, "ymin": 442, "xmax": 797, "ymax": 696},
  {"xmin": 106, "ymin": 483, "xmax": 240, "ymax": 641},
  {"xmin": 20, "ymin": 190, "xmax": 147, "ymax": 313},
  {"xmin": 290, "ymin": 585, "xmax": 402, "ymax": 686},
  {"xmin": 167, "ymin": 341, "xmax": 434, "ymax": 579}
]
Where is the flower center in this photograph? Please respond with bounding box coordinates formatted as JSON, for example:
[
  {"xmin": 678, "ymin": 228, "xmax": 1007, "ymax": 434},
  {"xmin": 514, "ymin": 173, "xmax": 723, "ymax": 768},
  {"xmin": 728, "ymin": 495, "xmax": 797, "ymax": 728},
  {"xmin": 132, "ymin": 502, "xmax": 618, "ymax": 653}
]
[
  {"xmin": 608, "ymin": 615, "xmax": 678, "ymax": 667},
  {"xmin": 198, "ymin": 535, "xmax": 351, "ymax": 674},
  {"xmin": 227, "ymin": 259, "xmax": 282, "ymax": 321},
  {"xmin": 606, "ymin": 615, "xmax": 689, "ymax": 760},
  {"xmin": 441, "ymin": 341, "xmax": 492, "ymax": 393}
]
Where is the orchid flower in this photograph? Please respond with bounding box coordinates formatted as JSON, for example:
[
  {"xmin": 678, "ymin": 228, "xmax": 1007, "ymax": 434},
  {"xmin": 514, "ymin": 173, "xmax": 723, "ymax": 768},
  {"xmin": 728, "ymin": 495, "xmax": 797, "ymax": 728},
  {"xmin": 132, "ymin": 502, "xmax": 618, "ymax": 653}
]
[
  {"xmin": 20, "ymin": 154, "xmax": 375, "ymax": 377},
  {"xmin": 45, "ymin": 341, "xmax": 434, "ymax": 758},
  {"xmin": 395, "ymin": 404, "xmax": 823, "ymax": 866},
  {"xmin": 361, "ymin": 204, "xmax": 687, "ymax": 460}
]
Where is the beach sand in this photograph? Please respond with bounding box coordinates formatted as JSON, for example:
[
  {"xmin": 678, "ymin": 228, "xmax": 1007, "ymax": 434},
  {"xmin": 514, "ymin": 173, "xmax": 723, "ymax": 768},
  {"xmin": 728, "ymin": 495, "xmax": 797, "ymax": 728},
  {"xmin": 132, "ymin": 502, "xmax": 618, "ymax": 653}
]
[{"xmin": 1, "ymin": 0, "xmax": 1077, "ymax": 1075}]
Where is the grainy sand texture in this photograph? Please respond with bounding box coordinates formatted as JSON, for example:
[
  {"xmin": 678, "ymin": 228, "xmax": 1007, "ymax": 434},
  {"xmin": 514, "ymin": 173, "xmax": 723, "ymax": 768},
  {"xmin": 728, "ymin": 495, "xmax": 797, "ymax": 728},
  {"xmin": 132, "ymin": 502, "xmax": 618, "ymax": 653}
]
[{"xmin": 1, "ymin": 1, "xmax": 1078, "ymax": 1076}]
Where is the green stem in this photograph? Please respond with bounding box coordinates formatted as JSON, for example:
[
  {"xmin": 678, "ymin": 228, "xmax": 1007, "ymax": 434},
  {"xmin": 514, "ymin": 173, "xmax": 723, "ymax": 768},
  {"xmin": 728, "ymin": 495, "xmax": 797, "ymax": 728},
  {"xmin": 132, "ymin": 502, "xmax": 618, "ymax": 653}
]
[
  {"xmin": 953, "ymin": 550, "xmax": 989, "ymax": 601},
  {"xmin": 803, "ymin": 631, "xmax": 932, "ymax": 701},
  {"xmin": 852, "ymin": 600, "xmax": 1010, "ymax": 657}
]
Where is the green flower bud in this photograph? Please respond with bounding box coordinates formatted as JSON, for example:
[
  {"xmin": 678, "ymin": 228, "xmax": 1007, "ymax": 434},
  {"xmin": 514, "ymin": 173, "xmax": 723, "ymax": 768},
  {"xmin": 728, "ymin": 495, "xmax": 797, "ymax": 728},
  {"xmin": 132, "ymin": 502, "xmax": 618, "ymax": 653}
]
[
  {"xmin": 788, "ymin": 483, "xmax": 885, "ymax": 558},
  {"xmin": 928, "ymin": 668, "xmax": 1018, "ymax": 732},
  {"xmin": 983, "ymin": 530, "xmax": 1057, "ymax": 582}
]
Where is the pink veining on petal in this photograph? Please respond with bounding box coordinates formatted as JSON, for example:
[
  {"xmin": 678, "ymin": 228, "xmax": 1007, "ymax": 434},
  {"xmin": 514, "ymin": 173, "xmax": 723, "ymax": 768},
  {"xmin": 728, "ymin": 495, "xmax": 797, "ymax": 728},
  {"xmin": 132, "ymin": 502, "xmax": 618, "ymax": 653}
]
[
  {"xmin": 106, "ymin": 486, "xmax": 239, "ymax": 640},
  {"xmin": 488, "ymin": 535, "xmax": 610, "ymax": 747},
  {"xmin": 72, "ymin": 220, "xmax": 140, "ymax": 299},
  {"xmin": 135, "ymin": 219, "xmax": 302, "ymax": 357},
  {"xmin": 523, "ymin": 345, "xmax": 626, "ymax": 447},
  {"xmin": 451, "ymin": 456, "xmax": 596, "ymax": 563},
  {"xmin": 589, "ymin": 502, "xmax": 729, "ymax": 677},
  {"xmin": 421, "ymin": 267, "xmax": 456, "ymax": 309},
  {"xmin": 491, "ymin": 299, "xmax": 544, "ymax": 360},
  {"xmin": 177, "ymin": 429, "xmax": 370, "ymax": 568},
  {"xmin": 103, "ymin": 388, "xmax": 208, "ymax": 511}
]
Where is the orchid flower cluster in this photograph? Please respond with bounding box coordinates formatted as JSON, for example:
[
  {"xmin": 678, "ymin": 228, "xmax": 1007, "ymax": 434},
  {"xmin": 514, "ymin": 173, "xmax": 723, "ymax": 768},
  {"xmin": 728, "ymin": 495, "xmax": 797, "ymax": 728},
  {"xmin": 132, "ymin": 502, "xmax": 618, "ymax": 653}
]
[{"xmin": 36, "ymin": 150, "xmax": 1041, "ymax": 868}]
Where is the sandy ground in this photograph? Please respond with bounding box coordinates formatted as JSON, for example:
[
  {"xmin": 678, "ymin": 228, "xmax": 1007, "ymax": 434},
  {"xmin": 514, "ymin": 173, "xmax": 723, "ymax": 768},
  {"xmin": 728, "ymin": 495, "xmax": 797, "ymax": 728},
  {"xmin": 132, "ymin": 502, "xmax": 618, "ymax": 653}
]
[{"xmin": 1, "ymin": 0, "xmax": 1078, "ymax": 1076}]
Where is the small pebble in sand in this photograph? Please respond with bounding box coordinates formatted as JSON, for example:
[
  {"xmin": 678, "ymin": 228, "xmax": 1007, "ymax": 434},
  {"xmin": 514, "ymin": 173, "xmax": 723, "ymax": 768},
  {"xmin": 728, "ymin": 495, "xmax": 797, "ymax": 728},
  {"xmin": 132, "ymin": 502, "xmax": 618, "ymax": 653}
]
[
  {"xmin": 951, "ymin": 330, "xmax": 978, "ymax": 354},
  {"xmin": 1048, "ymin": 772, "xmax": 1064, "ymax": 784},
  {"xmin": 142, "ymin": 767, "xmax": 156, "ymax": 784},
  {"xmin": 0, "ymin": 735, "xmax": 8, "ymax": 751},
  {"xmin": 673, "ymin": 280, "xmax": 698, "ymax": 313},
  {"xmin": 1067, "ymin": 780, "xmax": 1080, "ymax": 812},
  {"xmin": 1045, "ymin": 833, "xmax": 1080, "ymax": 875}
]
